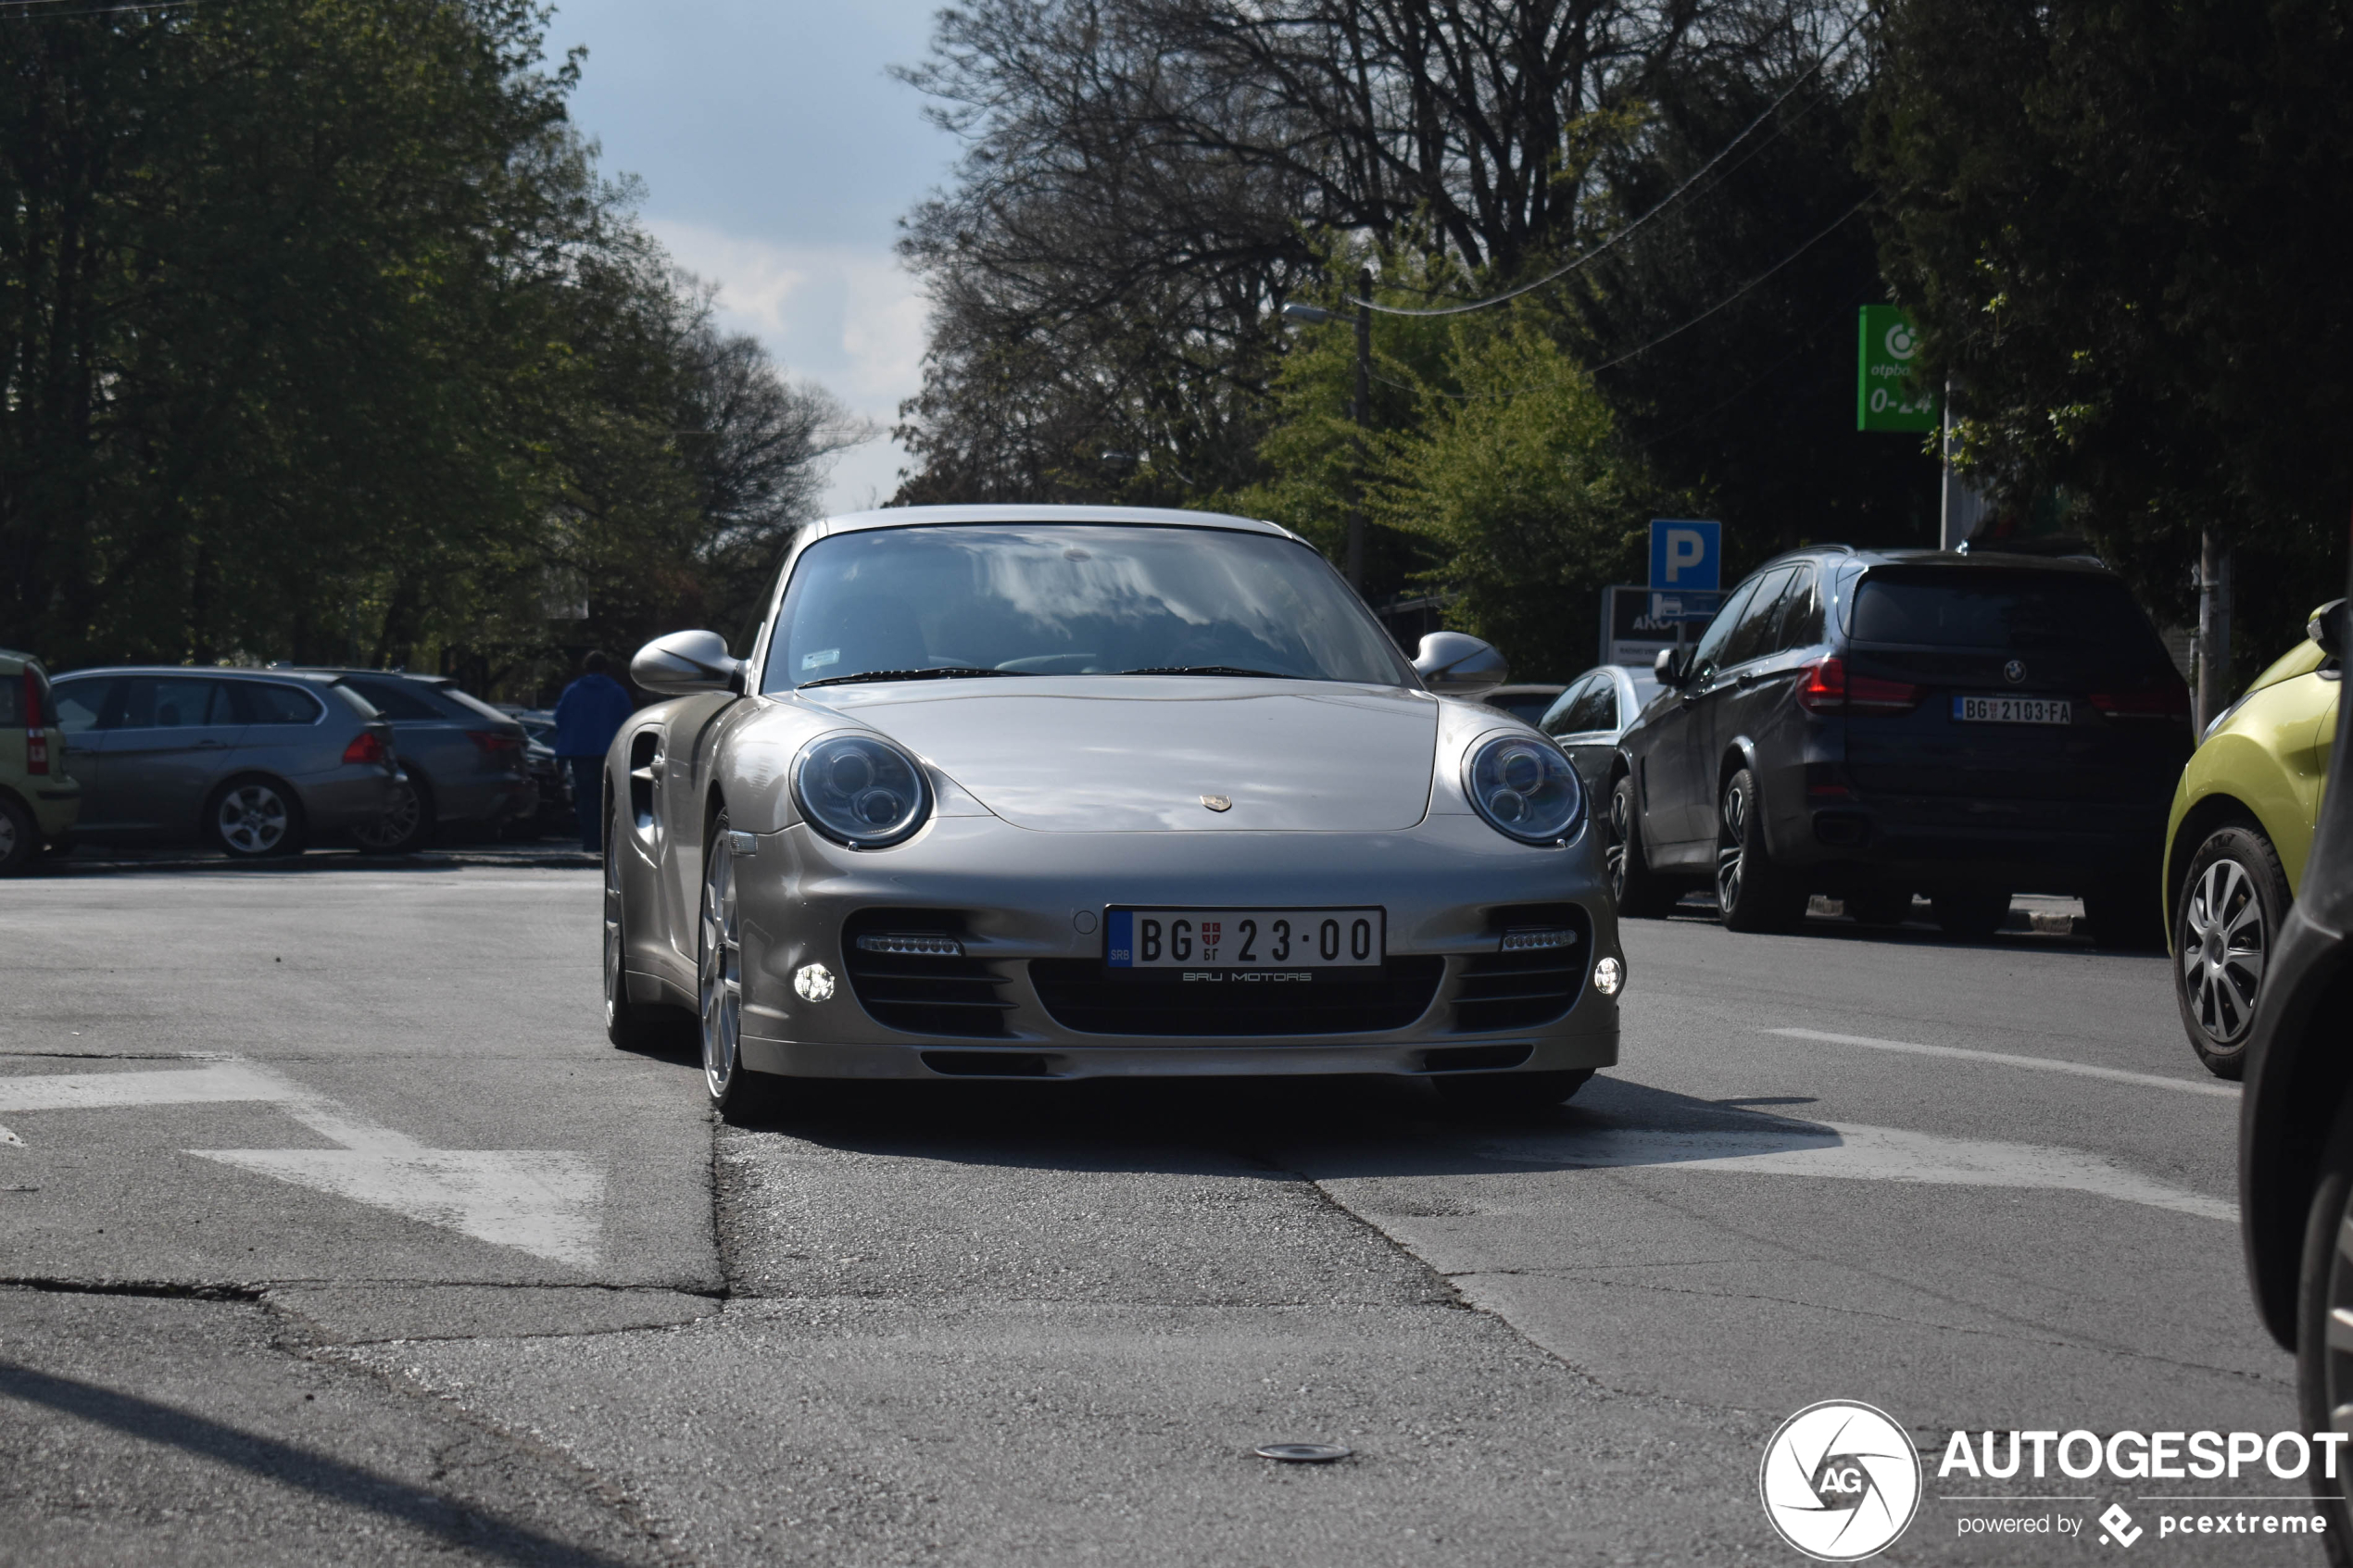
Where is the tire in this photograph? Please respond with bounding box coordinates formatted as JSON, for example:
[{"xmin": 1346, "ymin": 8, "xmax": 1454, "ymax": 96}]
[
  {"xmin": 603, "ymin": 794, "xmax": 673, "ymax": 1050},
  {"xmin": 1714, "ymin": 768, "xmax": 1805, "ymax": 933},
  {"xmin": 2296, "ymin": 1094, "xmax": 2353, "ymax": 1563},
  {"xmin": 0, "ymin": 794, "xmax": 35, "ymax": 875},
  {"xmin": 1434, "ymin": 1069, "xmax": 1594, "ymax": 1113},
  {"xmin": 698, "ymin": 809, "xmax": 777, "ymax": 1122},
  {"xmin": 350, "ymin": 772, "xmax": 434, "ymax": 855},
  {"xmin": 207, "ymin": 776, "xmax": 305, "ymax": 859},
  {"xmin": 2085, "ymin": 875, "xmax": 2168, "ymax": 952},
  {"xmin": 1607, "ymin": 774, "xmax": 1680, "ymax": 919},
  {"xmin": 1931, "ymin": 887, "xmax": 2010, "ymax": 940},
  {"xmin": 2171, "ymin": 824, "xmax": 2291, "ymax": 1079},
  {"xmin": 1843, "ymin": 886, "xmax": 1914, "ymax": 927}
]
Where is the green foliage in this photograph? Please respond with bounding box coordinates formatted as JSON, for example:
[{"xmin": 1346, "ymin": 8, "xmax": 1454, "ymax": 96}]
[
  {"xmin": 1366, "ymin": 324, "xmax": 1672, "ymax": 683},
  {"xmin": 0, "ymin": 0, "xmax": 851, "ymax": 692},
  {"xmin": 1862, "ymin": 0, "xmax": 2353, "ymax": 662}
]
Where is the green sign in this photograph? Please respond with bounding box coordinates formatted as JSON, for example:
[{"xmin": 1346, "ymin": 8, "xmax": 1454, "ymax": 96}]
[{"xmin": 1856, "ymin": 305, "xmax": 1937, "ymax": 432}]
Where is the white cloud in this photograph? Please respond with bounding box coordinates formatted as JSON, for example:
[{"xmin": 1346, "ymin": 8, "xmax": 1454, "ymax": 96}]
[{"xmin": 646, "ymin": 218, "xmax": 931, "ymax": 513}]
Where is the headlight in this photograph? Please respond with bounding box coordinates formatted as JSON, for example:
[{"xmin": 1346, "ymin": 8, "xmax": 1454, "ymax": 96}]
[
  {"xmin": 1463, "ymin": 733, "xmax": 1584, "ymax": 845},
  {"xmin": 792, "ymin": 734, "xmax": 932, "ymax": 848}
]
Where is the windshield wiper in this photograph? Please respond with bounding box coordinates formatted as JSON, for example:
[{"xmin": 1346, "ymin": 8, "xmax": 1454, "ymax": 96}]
[
  {"xmin": 1115, "ymin": 665, "xmax": 1294, "ymax": 679},
  {"xmin": 799, "ymin": 667, "xmax": 1031, "ymax": 689}
]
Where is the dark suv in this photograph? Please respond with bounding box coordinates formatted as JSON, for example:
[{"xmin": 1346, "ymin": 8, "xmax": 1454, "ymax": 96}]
[{"xmin": 1607, "ymin": 546, "xmax": 2193, "ymax": 942}]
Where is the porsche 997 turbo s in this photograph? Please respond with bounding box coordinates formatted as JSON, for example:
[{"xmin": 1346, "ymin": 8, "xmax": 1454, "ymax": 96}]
[{"xmin": 601, "ymin": 505, "xmax": 1624, "ymax": 1115}]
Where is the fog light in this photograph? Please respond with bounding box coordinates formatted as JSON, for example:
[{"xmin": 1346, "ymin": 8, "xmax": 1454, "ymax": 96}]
[
  {"xmin": 1592, "ymin": 956, "xmax": 1623, "ymax": 997},
  {"xmin": 793, "ymin": 962, "xmax": 836, "ymax": 1002}
]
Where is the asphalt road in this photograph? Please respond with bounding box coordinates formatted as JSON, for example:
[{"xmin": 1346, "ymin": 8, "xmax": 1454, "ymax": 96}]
[{"xmin": 0, "ymin": 864, "xmax": 2316, "ymax": 1565}]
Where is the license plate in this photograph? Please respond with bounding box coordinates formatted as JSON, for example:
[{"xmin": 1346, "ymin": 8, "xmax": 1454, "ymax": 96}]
[
  {"xmin": 1953, "ymin": 695, "xmax": 2071, "ymax": 725},
  {"xmin": 1105, "ymin": 908, "xmax": 1385, "ymax": 973}
]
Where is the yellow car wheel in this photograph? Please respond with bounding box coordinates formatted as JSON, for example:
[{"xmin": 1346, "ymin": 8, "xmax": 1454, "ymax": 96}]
[{"xmin": 2171, "ymin": 822, "xmax": 2291, "ymax": 1079}]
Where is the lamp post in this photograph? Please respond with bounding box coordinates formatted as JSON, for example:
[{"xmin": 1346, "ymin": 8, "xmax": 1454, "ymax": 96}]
[{"xmin": 1279, "ymin": 266, "xmax": 1375, "ymax": 591}]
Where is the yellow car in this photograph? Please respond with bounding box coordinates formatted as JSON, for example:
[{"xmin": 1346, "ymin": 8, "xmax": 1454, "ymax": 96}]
[
  {"xmin": 0, "ymin": 646, "xmax": 81, "ymax": 874},
  {"xmin": 2164, "ymin": 600, "xmax": 2342, "ymax": 1077}
]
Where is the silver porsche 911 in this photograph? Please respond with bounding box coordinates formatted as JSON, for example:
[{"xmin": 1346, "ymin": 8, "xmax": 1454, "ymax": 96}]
[{"xmin": 602, "ymin": 505, "xmax": 1624, "ymax": 1116}]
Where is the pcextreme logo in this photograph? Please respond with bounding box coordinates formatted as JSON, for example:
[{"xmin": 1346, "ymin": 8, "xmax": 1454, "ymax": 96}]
[{"xmin": 1759, "ymin": 1400, "xmax": 1924, "ymax": 1562}]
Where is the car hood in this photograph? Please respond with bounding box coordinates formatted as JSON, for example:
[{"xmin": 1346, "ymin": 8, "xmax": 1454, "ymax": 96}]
[{"xmin": 805, "ymin": 677, "xmax": 1438, "ymax": 832}]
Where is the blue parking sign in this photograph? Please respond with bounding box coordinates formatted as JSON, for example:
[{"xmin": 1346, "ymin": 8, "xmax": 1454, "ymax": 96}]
[{"xmin": 1648, "ymin": 519, "xmax": 1720, "ymax": 592}]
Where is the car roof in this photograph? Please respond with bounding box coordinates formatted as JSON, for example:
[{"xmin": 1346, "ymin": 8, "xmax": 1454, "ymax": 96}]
[
  {"xmin": 810, "ymin": 503, "xmax": 1303, "ymax": 545},
  {"xmin": 282, "ymin": 667, "xmax": 450, "ymax": 684},
  {"xmin": 0, "ymin": 647, "xmax": 37, "ymax": 674},
  {"xmin": 1749, "ymin": 544, "xmax": 2116, "ymax": 578},
  {"xmin": 52, "ymin": 665, "xmax": 349, "ymax": 686}
]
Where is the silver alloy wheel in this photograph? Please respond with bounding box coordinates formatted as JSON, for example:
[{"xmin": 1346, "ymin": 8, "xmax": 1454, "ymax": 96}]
[
  {"xmin": 603, "ymin": 819, "xmax": 626, "ymax": 1027},
  {"xmin": 217, "ymin": 783, "xmax": 290, "ymax": 855},
  {"xmin": 2182, "ymin": 857, "xmax": 2267, "ymax": 1043},
  {"xmin": 2323, "ymin": 1185, "xmax": 2353, "ymax": 1512},
  {"xmin": 1715, "ymin": 779, "xmax": 1750, "ymax": 912},
  {"xmin": 1604, "ymin": 787, "xmax": 1630, "ymax": 899},
  {"xmin": 698, "ymin": 832, "xmax": 742, "ymax": 1100},
  {"xmin": 352, "ymin": 778, "xmax": 422, "ymax": 851}
]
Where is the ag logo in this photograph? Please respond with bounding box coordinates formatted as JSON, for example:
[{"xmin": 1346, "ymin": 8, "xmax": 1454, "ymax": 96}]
[
  {"xmin": 1883, "ymin": 323, "xmax": 1917, "ymax": 360},
  {"xmin": 1759, "ymin": 1400, "xmax": 1921, "ymax": 1561}
]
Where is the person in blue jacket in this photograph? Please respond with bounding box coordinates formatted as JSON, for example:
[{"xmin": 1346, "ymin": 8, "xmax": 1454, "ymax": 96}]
[{"xmin": 553, "ymin": 652, "xmax": 635, "ymax": 851}]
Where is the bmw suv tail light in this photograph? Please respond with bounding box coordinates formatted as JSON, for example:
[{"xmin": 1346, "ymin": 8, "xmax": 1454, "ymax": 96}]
[
  {"xmin": 21, "ymin": 669, "xmax": 47, "ymax": 774},
  {"xmin": 1796, "ymin": 657, "xmax": 1922, "ymax": 715}
]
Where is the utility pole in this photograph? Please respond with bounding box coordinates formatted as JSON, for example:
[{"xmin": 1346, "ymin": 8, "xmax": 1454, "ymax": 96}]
[
  {"xmin": 2196, "ymin": 529, "xmax": 2233, "ymax": 732},
  {"xmin": 1347, "ymin": 266, "xmax": 1372, "ymax": 592}
]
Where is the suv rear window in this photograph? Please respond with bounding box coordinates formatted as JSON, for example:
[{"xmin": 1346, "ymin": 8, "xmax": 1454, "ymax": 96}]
[{"xmin": 1851, "ymin": 573, "xmax": 2162, "ymax": 654}]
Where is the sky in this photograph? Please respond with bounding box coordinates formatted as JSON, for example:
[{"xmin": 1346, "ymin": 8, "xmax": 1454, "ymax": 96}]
[{"xmin": 547, "ymin": 0, "xmax": 963, "ymax": 514}]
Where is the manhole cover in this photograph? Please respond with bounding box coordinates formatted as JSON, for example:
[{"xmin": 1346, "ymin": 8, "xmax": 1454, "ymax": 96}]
[{"xmin": 1254, "ymin": 1442, "xmax": 1353, "ymax": 1463}]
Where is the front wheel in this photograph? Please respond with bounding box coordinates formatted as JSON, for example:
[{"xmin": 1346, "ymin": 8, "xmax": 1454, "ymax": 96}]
[
  {"xmin": 2172, "ymin": 824, "xmax": 2290, "ymax": 1079},
  {"xmin": 2296, "ymin": 1096, "xmax": 2353, "ymax": 1562},
  {"xmin": 699, "ymin": 810, "xmax": 776, "ymax": 1122},
  {"xmin": 1715, "ymin": 769, "xmax": 1805, "ymax": 933},
  {"xmin": 1607, "ymin": 775, "xmax": 1680, "ymax": 919},
  {"xmin": 208, "ymin": 778, "xmax": 305, "ymax": 858},
  {"xmin": 351, "ymin": 774, "xmax": 433, "ymax": 855}
]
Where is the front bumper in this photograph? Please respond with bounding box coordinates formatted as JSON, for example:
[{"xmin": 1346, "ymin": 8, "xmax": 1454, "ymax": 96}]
[{"xmin": 711, "ymin": 813, "xmax": 1621, "ymax": 1081}]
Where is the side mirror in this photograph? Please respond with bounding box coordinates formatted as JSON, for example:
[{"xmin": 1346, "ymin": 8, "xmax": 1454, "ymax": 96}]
[
  {"xmin": 1653, "ymin": 646, "xmax": 1690, "ymax": 688},
  {"xmin": 1413, "ymin": 631, "xmax": 1509, "ymax": 695},
  {"xmin": 2310, "ymin": 598, "xmax": 2346, "ymax": 660},
  {"xmin": 631, "ymin": 630, "xmax": 742, "ymax": 696}
]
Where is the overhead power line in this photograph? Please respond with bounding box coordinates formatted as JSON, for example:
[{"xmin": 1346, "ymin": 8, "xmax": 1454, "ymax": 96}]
[
  {"xmin": 1338, "ymin": 7, "xmax": 1873, "ymax": 319},
  {"xmin": 1591, "ymin": 194, "xmax": 1872, "ymax": 370}
]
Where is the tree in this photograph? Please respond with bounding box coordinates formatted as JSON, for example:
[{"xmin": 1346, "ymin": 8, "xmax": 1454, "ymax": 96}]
[{"xmin": 1862, "ymin": 0, "xmax": 2353, "ymax": 678}]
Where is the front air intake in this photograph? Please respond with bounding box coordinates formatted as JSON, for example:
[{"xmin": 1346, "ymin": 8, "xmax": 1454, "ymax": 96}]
[{"xmin": 840, "ymin": 909, "xmax": 1012, "ymax": 1038}]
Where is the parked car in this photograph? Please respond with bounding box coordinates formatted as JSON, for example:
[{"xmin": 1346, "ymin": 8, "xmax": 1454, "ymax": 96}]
[
  {"xmin": 1477, "ymin": 683, "xmax": 1566, "ymax": 728},
  {"xmin": 606, "ymin": 505, "xmax": 1623, "ymax": 1119},
  {"xmin": 46, "ymin": 667, "xmax": 398, "ymax": 858},
  {"xmin": 2235, "ymin": 576, "xmax": 2353, "ymax": 1548},
  {"xmin": 2163, "ymin": 598, "xmax": 2343, "ymax": 1077},
  {"xmin": 1534, "ymin": 664, "xmax": 1661, "ymax": 900},
  {"xmin": 497, "ymin": 707, "xmax": 574, "ymax": 839},
  {"xmin": 1607, "ymin": 546, "xmax": 2193, "ymax": 940},
  {"xmin": 0, "ymin": 647, "xmax": 80, "ymax": 873},
  {"xmin": 289, "ymin": 671, "xmax": 536, "ymax": 853}
]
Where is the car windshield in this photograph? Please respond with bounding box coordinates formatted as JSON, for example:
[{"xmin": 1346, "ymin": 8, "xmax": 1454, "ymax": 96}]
[
  {"xmin": 1850, "ymin": 572, "xmax": 2164, "ymax": 654},
  {"xmin": 761, "ymin": 524, "xmax": 1412, "ymax": 691}
]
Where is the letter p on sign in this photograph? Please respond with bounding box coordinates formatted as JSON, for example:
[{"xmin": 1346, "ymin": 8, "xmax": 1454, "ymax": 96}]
[{"xmin": 1649, "ymin": 519, "xmax": 1720, "ymax": 592}]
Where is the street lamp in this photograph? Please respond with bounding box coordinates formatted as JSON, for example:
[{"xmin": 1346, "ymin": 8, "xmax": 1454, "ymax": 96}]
[{"xmin": 1278, "ymin": 268, "xmax": 1374, "ymax": 591}]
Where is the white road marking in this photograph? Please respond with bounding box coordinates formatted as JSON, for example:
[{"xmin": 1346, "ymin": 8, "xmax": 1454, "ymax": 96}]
[
  {"xmin": 1480, "ymin": 1122, "xmax": 2233, "ymax": 1220},
  {"xmin": 0, "ymin": 1058, "xmax": 603, "ymax": 1265},
  {"xmin": 1767, "ymin": 1027, "xmax": 2240, "ymax": 1098}
]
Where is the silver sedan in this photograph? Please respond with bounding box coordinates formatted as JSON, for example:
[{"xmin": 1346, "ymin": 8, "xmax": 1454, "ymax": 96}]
[{"xmin": 602, "ymin": 506, "xmax": 1623, "ymax": 1116}]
